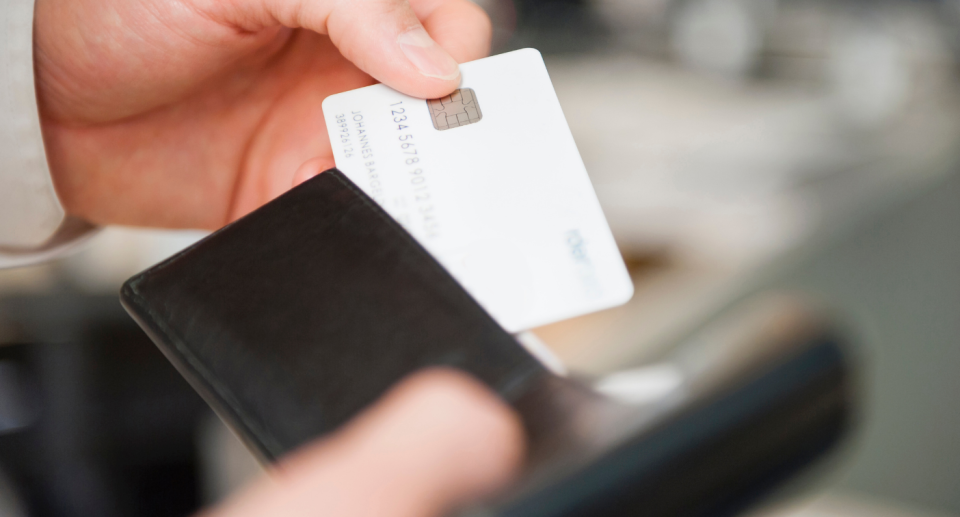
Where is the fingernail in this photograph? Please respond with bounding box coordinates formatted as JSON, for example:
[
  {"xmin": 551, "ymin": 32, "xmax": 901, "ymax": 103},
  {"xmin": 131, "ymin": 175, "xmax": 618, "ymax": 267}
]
[{"xmin": 398, "ymin": 27, "xmax": 460, "ymax": 81}]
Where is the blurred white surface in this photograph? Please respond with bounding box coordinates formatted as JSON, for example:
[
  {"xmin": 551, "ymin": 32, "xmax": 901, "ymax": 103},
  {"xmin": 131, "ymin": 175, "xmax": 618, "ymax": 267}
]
[
  {"xmin": 755, "ymin": 491, "xmax": 959, "ymax": 517},
  {"xmin": 545, "ymin": 39, "xmax": 959, "ymax": 265},
  {"xmin": 0, "ymin": 227, "xmax": 207, "ymax": 295},
  {"xmin": 60, "ymin": 227, "xmax": 207, "ymax": 292}
]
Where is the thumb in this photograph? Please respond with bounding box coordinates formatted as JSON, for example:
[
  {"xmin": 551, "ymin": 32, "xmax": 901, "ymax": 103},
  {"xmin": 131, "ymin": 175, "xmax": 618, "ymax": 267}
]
[
  {"xmin": 207, "ymin": 0, "xmax": 481, "ymax": 98},
  {"xmin": 327, "ymin": 0, "xmax": 466, "ymax": 98},
  {"xmin": 203, "ymin": 369, "xmax": 525, "ymax": 517}
]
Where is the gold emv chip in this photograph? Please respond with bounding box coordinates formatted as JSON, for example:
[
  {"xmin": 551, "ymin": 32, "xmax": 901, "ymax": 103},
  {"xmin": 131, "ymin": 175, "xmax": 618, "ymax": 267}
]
[{"xmin": 427, "ymin": 88, "xmax": 482, "ymax": 130}]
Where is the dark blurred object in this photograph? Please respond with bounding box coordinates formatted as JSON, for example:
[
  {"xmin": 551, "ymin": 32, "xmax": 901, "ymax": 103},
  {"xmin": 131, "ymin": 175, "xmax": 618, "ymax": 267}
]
[
  {"xmin": 472, "ymin": 295, "xmax": 855, "ymax": 517},
  {"xmin": 0, "ymin": 293, "xmax": 212, "ymax": 517}
]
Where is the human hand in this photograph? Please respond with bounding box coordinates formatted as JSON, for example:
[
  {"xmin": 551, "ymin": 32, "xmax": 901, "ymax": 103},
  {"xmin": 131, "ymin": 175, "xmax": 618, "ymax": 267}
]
[
  {"xmin": 203, "ymin": 369, "xmax": 524, "ymax": 517},
  {"xmin": 35, "ymin": 0, "xmax": 490, "ymax": 229}
]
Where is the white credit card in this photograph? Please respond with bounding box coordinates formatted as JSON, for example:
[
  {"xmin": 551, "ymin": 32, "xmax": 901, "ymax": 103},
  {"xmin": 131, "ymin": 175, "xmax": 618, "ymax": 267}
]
[{"xmin": 322, "ymin": 48, "xmax": 632, "ymax": 332}]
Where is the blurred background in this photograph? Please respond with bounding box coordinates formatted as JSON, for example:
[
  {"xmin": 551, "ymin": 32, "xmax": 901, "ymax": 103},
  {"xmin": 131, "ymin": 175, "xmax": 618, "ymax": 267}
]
[{"xmin": 2, "ymin": 0, "xmax": 960, "ymax": 515}]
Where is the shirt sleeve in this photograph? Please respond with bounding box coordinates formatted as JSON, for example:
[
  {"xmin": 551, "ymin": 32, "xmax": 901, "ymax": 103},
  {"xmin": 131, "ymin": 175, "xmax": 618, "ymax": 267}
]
[{"xmin": 0, "ymin": 0, "xmax": 97, "ymax": 269}]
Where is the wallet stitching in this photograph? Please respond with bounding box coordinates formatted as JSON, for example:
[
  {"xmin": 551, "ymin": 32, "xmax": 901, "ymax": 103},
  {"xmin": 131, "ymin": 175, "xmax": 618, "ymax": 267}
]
[{"xmin": 126, "ymin": 277, "xmax": 286, "ymax": 457}]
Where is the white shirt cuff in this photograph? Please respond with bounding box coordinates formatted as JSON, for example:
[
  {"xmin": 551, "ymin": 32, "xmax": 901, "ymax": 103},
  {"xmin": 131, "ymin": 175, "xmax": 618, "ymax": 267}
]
[{"xmin": 0, "ymin": 0, "xmax": 98, "ymax": 267}]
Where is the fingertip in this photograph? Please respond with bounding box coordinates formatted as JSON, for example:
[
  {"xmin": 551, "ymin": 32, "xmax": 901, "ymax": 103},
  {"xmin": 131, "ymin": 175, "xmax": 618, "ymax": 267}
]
[
  {"xmin": 326, "ymin": 0, "xmax": 481, "ymax": 99},
  {"xmin": 217, "ymin": 369, "xmax": 526, "ymax": 517},
  {"xmin": 380, "ymin": 26, "xmax": 464, "ymax": 99},
  {"xmin": 397, "ymin": 26, "xmax": 461, "ymax": 82},
  {"xmin": 409, "ymin": 74, "xmax": 463, "ymax": 100},
  {"xmin": 381, "ymin": 368, "xmax": 527, "ymax": 497},
  {"xmin": 292, "ymin": 157, "xmax": 335, "ymax": 187},
  {"xmin": 332, "ymin": 368, "xmax": 527, "ymax": 509},
  {"xmin": 418, "ymin": 0, "xmax": 492, "ymax": 64}
]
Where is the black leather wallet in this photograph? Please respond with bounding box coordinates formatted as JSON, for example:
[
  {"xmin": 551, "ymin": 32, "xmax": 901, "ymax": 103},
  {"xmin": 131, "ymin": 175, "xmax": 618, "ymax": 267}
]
[
  {"xmin": 122, "ymin": 169, "xmax": 852, "ymax": 516},
  {"xmin": 121, "ymin": 169, "xmax": 548, "ymax": 461}
]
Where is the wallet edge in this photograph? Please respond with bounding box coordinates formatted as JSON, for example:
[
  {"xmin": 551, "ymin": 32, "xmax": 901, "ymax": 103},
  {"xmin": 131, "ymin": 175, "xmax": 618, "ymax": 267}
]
[{"xmin": 120, "ymin": 279, "xmax": 285, "ymax": 463}]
